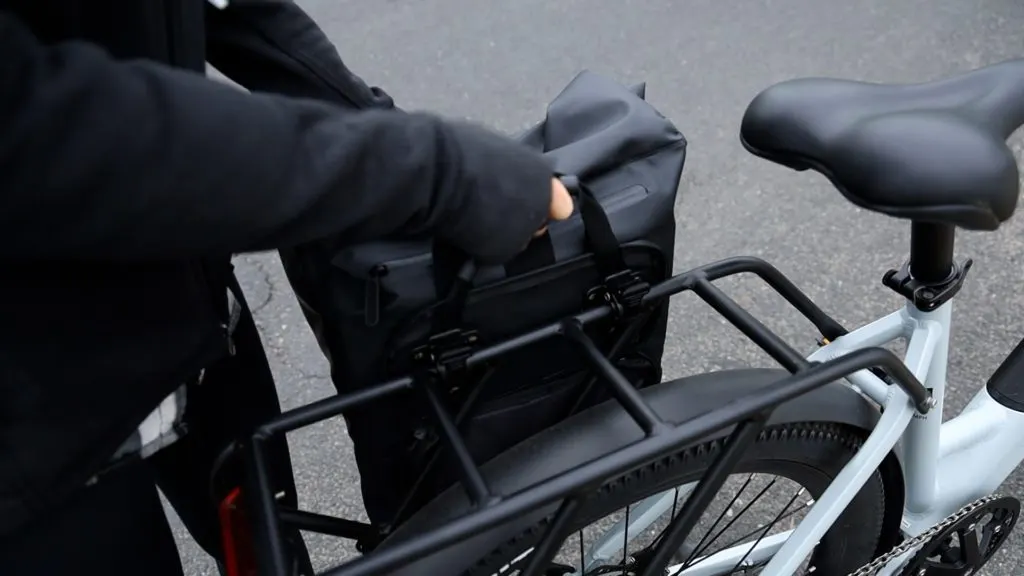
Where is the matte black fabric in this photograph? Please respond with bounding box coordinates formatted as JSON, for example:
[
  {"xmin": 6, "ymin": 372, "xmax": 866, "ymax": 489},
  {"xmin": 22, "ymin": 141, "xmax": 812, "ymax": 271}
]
[
  {"xmin": 151, "ymin": 276, "xmax": 303, "ymax": 565},
  {"xmin": 0, "ymin": 289, "xmax": 306, "ymax": 576},
  {"xmin": 0, "ymin": 0, "xmax": 556, "ymax": 536},
  {"xmin": 504, "ymin": 235, "xmax": 557, "ymax": 277},
  {"xmin": 281, "ymin": 70, "xmax": 688, "ymax": 527},
  {"xmin": 204, "ymin": 0, "xmax": 395, "ymax": 110},
  {"xmin": 0, "ymin": 454, "xmax": 185, "ymax": 576},
  {"xmin": 740, "ymin": 59, "xmax": 1024, "ymax": 230},
  {"xmin": 561, "ymin": 175, "xmax": 628, "ymax": 278}
]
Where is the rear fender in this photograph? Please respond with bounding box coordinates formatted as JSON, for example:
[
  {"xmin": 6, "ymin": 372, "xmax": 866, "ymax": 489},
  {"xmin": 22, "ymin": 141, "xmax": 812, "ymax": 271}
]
[{"xmin": 382, "ymin": 368, "xmax": 905, "ymax": 575}]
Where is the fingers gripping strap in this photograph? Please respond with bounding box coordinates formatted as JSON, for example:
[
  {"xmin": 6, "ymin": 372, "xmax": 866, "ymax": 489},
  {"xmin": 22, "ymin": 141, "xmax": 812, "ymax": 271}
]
[
  {"xmin": 430, "ymin": 174, "xmax": 625, "ymax": 334},
  {"xmin": 558, "ymin": 174, "xmax": 627, "ymax": 278}
]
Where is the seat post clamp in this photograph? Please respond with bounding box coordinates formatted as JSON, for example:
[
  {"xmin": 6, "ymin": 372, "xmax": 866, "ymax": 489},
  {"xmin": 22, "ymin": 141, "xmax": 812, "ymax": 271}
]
[{"xmin": 882, "ymin": 258, "xmax": 974, "ymax": 312}]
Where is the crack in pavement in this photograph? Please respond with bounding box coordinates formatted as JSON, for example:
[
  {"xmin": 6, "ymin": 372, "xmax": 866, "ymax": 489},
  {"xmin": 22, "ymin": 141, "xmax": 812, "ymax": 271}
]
[
  {"xmin": 262, "ymin": 326, "xmax": 333, "ymax": 382},
  {"xmin": 239, "ymin": 254, "xmax": 333, "ymax": 381},
  {"xmin": 244, "ymin": 255, "xmax": 276, "ymax": 315}
]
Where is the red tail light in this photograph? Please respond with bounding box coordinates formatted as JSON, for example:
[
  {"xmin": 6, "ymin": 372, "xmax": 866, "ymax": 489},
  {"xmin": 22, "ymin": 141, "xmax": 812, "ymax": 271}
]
[{"xmin": 219, "ymin": 487, "xmax": 259, "ymax": 576}]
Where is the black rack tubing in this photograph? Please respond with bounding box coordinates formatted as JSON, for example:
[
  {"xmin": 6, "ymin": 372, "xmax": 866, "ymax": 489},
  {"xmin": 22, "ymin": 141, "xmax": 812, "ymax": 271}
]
[
  {"xmin": 567, "ymin": 311, "xmax": 652, "ymax": 416},
  {"xmin": 247, "ymin": 437, "xmax": 290, "ymax": 576},
  {"xmin": 253, "ymin": 307, "xmax": 611, "ymax": 441},
  {"xmin": 422, "ymin": 381, "xmax": 493, "ymax": 506},
  {"xmin": 261, "ymin": 376, "xmax": 414, "ymax": 437},
  {"xmin": 244, "ymin": 257, "xmax": 929, "ymax": 574},
  {"xmin": 693, "ymin": 277, "xmax": 809, "ymax": 374},
  {"xmin": 254, "ymin": 257, "xmax": 844, "ymax": 441},
  {"xmin": 563, "ymin": 318, "xmax": 669, "ymax": 436},
  {"xmin": 467, "ymin": 306, "xmax": 613, "ymax": 367},
  {"xmin": 517, "ymin": 496, "xmax": 585, "ymax": 576},
  {"xmin": 278, "ymin": 508, "xmax": 377, "ymax": 541},
  {"xmin": 315, "ymin": 347, "xmax": 927, "ymax": 576},
  {"xmin": 391, "ymin": 365, "xmax": 498, "ymax": 527},
  {"xmin": 637, "ymin": 417, "xmax": 766, "ymax": 576},
  {"xmin": 645, "ymin": 256, "xmax": 848, "ymax": 341}
]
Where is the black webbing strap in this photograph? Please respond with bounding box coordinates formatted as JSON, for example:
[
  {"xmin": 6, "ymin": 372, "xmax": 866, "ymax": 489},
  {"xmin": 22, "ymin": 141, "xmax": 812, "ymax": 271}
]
[
  {"xmin": 429, "ymin": 174, "xmax": 627, "ymax": 334},
  {"xmin": 503, "ymin": 233, "xmax": 557, "ymax": 277},
  {"xmin": 430, "ymin": 239, "xmax": 477, "ymax": 334},
  {"xmin": 558, "ymin": 174, "xmax": 627, "ymax": 278}
]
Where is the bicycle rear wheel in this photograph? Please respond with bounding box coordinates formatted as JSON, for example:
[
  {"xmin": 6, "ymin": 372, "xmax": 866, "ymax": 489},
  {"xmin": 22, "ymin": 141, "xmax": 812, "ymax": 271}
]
[
  {"xmin": 380, "ymin": 370, "xmax": 888, "ymax": 576},
  {"xmin": 465, "ymin": 420, "xmax": 884, "ymax": 575}
]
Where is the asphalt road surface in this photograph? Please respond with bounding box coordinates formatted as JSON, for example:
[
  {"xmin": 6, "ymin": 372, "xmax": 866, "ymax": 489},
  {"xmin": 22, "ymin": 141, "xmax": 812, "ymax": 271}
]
[{"xmin": 171, "ymin": 0, "xmax": 1024, "ymax": 574}]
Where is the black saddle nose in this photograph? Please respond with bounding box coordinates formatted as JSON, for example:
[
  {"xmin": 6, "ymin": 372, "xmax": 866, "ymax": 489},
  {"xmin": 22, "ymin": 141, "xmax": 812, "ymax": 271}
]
[{"xmin": 740, "ymin": 59, "xmax": 1024, "ymax": 230}]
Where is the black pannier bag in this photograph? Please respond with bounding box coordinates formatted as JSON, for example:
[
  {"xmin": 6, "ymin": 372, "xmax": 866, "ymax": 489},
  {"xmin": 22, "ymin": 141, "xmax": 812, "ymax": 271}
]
[{"xmin": 279, "ymin": 70, "xmax": 687, "ymax": 530}]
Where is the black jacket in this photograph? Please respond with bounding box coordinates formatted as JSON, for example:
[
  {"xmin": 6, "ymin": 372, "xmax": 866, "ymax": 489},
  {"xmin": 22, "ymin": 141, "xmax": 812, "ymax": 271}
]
[{"xmin": 0, "ymin": 0, "xmax": 555, "ymax": 534}]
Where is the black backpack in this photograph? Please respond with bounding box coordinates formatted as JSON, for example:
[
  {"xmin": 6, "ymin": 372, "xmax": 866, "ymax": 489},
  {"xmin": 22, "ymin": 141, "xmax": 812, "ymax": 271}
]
[{"xmin": 279, "ymin": 70, "xmax": 687, "ymax": 529}]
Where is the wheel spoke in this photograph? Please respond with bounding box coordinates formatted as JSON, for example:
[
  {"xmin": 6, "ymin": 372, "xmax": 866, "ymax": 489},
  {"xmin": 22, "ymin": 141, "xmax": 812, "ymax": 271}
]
[
  {"xmin": 488, "ymin": 424, "xmax": 883, "ymax": 576},
  {"xmin": 730, "ymin": 487, "xmax": 804, "ymax": 573},
  {"xmin": 579, "ymin": 531, "xmax": 586, "ymax": 576},
  {"xmin": 570, "ymin": 478, "xmax": 813, "ymax": 576},
  {"xmin": 713, "ymin": 496, "xmax": 812, "ymax": 554},
  {"xmin": 671, "ymin": 487, "xmax": 680, "ymax": 521},
  {"xmin": 681, "ymin": 474, "xmax": 760, "ymax": 567},
  {"xmin": 684, "ymin": 476, "xmax": 776, "ymax": 568},
  {"xmin": 623, "ymin": 505, "xmax": 631, "ymax": 564},
  {"xmin": 671, "ymin": 485, "xmax": 806, "ymax": 573}
]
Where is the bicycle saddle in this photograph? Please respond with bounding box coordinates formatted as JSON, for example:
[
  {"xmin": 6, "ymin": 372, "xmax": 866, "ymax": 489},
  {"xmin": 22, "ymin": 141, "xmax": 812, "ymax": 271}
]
[{"xmin": 740, "ymin": 59, "xmax": 1024, "ymax": 230}]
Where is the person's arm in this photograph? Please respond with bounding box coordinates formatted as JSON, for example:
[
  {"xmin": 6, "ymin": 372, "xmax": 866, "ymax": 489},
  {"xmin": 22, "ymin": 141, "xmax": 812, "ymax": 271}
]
[
  {"xmin": 0, "ymin": 11, "xmax": 552, "ymax": 263},
  {"xmin": 204, "ymin": 0, "xmax": 394, "ymax": 110}
]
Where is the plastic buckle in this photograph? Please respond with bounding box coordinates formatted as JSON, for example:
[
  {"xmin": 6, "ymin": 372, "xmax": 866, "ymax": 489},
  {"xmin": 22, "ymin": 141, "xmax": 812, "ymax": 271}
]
[
  {"xmin": 412, "ymin": 328, "xmax": 479, "ymax": 378},
  {"xmin": 589, "ymin": 270, "xmax": 651, "ymax": 317}
]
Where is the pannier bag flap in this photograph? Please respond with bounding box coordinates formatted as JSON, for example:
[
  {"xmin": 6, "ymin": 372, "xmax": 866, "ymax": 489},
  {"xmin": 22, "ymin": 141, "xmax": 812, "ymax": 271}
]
[
  {"xmin": 330, "ymin": 70, "xmax": 687, "ymax": 306},
  {"xmin": 517, "ymin": 70, "xmax": 683, "ymax": 181}
]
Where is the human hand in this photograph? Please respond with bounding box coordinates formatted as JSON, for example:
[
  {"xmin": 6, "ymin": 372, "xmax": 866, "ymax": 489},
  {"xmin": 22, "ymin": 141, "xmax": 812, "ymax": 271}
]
[
  {"xmin": 534, "ymin": 178, "xmax": 575, "ymax": 237},
  {"xmin": 435, "ymin": 118, "xmax": 580, "ymax": 264}
]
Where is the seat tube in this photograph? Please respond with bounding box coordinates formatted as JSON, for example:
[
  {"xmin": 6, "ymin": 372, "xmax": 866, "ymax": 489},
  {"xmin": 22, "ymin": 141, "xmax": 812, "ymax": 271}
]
[{"xmin": 902, "ymin": 301, "xmax": 951, "ymax": 514}]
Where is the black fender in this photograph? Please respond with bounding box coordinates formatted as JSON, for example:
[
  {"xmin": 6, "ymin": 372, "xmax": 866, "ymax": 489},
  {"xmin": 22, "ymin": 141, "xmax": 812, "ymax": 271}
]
[{"xmin": 381, "ymin": 368, "xmax": 905, "ymax": 575}]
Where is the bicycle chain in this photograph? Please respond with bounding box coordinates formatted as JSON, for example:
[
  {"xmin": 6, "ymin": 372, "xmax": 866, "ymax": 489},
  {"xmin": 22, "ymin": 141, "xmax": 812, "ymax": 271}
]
[{"xmin": 846, "ymin": 495, "xmax": 998, "ymax": 576}]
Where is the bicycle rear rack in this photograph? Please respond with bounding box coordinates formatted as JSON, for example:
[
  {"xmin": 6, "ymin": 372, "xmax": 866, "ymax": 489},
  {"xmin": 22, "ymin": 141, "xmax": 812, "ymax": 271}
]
[{"xmin": 234, "ymin": 256, "xmax": 933, "ymax": 576}]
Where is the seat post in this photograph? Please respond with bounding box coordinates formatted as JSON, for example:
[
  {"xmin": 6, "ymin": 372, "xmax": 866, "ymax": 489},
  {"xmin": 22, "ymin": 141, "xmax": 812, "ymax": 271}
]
[
  {"xmin": 884, "ymin": 221, "xmax": 971, "ymax": 311},
  {"xmin": 909, "ymin": 222, "xmax": 955, "ymax": 284}
]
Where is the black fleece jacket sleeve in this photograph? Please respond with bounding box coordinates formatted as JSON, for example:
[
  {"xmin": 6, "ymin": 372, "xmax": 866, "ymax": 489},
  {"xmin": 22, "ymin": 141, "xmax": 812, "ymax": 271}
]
[
  {"xmin": 204, "ymin": 0, "xmax": 395, "ymax": 110},
  {"xmin": 0, "ymin": 11, "xmax": 553, "ymax": 264}
]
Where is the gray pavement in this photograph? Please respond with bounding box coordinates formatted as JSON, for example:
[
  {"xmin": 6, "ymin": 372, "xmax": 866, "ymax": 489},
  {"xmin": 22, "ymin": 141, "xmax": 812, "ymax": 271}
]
[{"xmin": 172, "ymin": 0, "xmax": 1024, "ymax": 573}]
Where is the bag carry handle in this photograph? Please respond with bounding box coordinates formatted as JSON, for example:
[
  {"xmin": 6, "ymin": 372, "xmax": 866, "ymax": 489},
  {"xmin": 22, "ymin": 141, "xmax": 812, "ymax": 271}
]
[
  {"xmin": 505, "ymin": 174, "xmax": 628, "ymax": 278},
  {"xmin": 430, "ymin": 174, "xmax": 627, "ymax": 334},
  {"xmin": 557, "ymin": 174, "xmax": 627, "ymax": 278}
]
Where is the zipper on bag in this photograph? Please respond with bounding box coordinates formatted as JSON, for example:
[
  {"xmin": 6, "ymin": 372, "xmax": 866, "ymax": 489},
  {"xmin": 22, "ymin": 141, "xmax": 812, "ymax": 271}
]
[{"xmin": 364, "ymin": 264, "xmax": 389, "ymax": 327}]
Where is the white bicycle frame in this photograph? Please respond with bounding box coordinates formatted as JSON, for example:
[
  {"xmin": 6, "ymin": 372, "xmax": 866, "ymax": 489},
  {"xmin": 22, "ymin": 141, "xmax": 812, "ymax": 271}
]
[{"xmin": 574, "ymin": 296, "xmax": 1024, "ymax": 576}]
